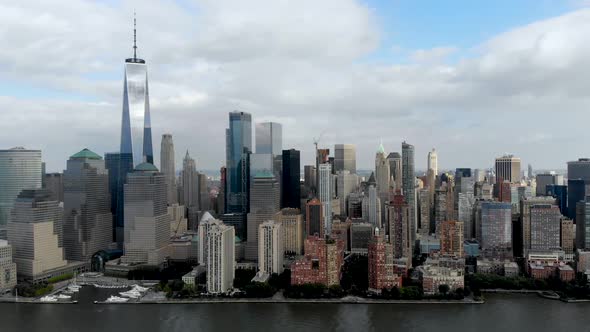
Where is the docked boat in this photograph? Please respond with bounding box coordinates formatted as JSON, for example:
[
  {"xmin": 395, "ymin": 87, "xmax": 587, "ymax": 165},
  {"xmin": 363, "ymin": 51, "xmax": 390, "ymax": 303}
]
[
  {"xmin": 57, "ymin": 294, "xmax": 71, "ymax": 300},
  {"xmin": 105, "ymin": 295, "xmax": 129, "ymax": 303},
  {"xmin": 119, "ymin": 290, "xmax": 141, "ymax": 299},
  {"xmin": 40, "ymin": 295, "xmax": 58, "ymax": 302}
]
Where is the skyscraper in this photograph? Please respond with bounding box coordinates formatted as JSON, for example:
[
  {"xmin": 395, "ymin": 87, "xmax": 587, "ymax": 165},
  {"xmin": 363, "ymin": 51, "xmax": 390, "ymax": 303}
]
[
  {"xmin": 258, "ymin": 220, "xmax": 283, "ymax": 275},
  {"xmin": 0, "ymin": 147, "xmax": 42, "ymax": 238},
  {"xmin": 43, "ymin": 173, "xmax": 64, "ymax": 203},
  {"xmin": 477, "ymin": 201, "xmax": 512, "ymax": 260},
  {"xmin": 402, "ymin": 141, "xmax": 416, "ymax": 244},
  {"xmin": 439, "ymin": 220, "xmax": 464, "ymax": 257},
  {"xmin": 337, "ymin": 170, "xmax": 359, "ymax": 217},
  {"xmin": 281, "ymin": 149, "xmax": 300, "ymax": 209},
  {"xmin": 206, "ymin": 222, "xmax": 235, "ymax": 294},
  {"xmin": 63, "ymin": 149, "xmax": 113, "ymax": 262},
  {"xmin": 387, "ymin": 152, "xmax": 402, "ymax": 191},
  {"xmin": 306, "ymin": 198, "xmax": 324, "ymax": 237},
  {"xmin": 362, "ymin": 185, "xmax": 381, "ymax": 227},
  {"xmin": 120, "ymin": 16, "xmax": 153, "ymax": 166},
  {"xmin": 318, "ymin": 163, "xmax": 333, "ymax": 233},
  {"xmin": 105, "ymin": 152, "xmax": 133, "ymax": 244},
  {"xmin": 334, "ymin": 144, "xmax": 356, "ymax": 174},
  {"xmin": 375, "ymin": 143, "xmax": 390, "ymax": 196},
  {"xmin": 494, "ymin": 155, "xmax": 521, "ymax": 183},
  {"xmin": 255, "ymin": 122, "xmax": 282, "ymax": 156},
  {"xmin": 226, "ymin": 111, "xmax": 252, "ymax": 214},
  {"xmin": 567, "ymin": 159, "xmax": 590, "ymax": 220},
  {"xmin": 160, "ymin": 134, "xmax": 177, "ymax": 205},
  {"xmin": 274, "ymin": 208, "xmax": 304, "ymax": 255},
  {"xmin": 245, "ymin": 174, "xmax": 280, "ymax": 261},
  {"xmin": 388, "ymin": 191, "xmax": 411, "ymax": 259},
  {"xmin": 180, "ymin": 151, "xmax": 199, "ymax": 208},
  {"xmin": 121, "ymin": 162, "xmax": 170, "ymax": 266},
  {"xmin": 520, "ymin": 197, "xmax": 557, "ymax": 256},
  {"xmin": 427, "ymin": 148, "xmax": 438, "ymax": 176},
  {"xmin": 530, "ymin": 204, "xmax": 561, "ymax": 252}
]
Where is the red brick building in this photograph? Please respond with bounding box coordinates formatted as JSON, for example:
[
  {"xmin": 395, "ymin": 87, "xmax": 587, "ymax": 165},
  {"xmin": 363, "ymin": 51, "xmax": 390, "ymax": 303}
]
[
  {"xmin": 291, "ymin": 236, "xmax": 344, "ymax": 286},
  {"xmin": 368, "ymin": 229, "xmax": 402, "ymax": 292},
  {"xmin": 439, "ymin": 220, "xmax": 464, "ymax": 257}
]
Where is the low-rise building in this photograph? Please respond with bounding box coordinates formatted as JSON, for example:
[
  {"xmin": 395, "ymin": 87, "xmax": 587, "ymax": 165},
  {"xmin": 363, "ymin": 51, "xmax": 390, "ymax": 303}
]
[
  {"xmin": 418, "ymin": 264, "xmax": 464, "ymax": 295},
  {"xmin": 576, "ymin": 249, "xmax": 590, "ymax": 273},
  {"xmin": 558, "ymin": 265, "xmax": 575, "ymax": 282},
  {"xmin": 291, "ymin": 236, "xmax": 344, "ymax": 286},
  {"xmin": 504, "ymin": 262, "xmax": 519, "ymax": 277}
]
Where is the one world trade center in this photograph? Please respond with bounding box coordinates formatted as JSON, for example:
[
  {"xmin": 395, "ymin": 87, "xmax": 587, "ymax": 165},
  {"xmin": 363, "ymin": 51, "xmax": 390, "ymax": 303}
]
[{"xmin": 120, "ymin": 15, "xmax": 153, "ymax": 166}]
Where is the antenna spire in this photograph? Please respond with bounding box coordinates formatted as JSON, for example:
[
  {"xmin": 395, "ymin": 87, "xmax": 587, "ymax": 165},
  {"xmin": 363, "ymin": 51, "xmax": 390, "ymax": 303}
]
[{"xmin": 133, "ymin": 11, "xmax": 137, "ymax": 60}]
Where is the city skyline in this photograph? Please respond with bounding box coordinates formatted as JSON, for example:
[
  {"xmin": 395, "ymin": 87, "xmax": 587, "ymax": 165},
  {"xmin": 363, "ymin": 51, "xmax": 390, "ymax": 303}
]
[{"xmin": 2, "ymin": 1, "xmax": 590, "ymax": 172}]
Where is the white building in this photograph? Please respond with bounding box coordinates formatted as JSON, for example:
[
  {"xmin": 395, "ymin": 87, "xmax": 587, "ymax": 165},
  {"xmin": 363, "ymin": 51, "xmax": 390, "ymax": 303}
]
[
  {"xmin": 0, "ymin": 240, "xmax": 17, "ymax": 291},
  {"xmin": 427, "ymin": 148, "xmax": 438, "ymax": 176},
  {"xmin": 258, "ymin": 220, "xmax": 284, "ymax": 275},
  {"xmin": 362, "ymin": 185, "xmax": 381, "ymax": 227},
  {"xmin": 198, "ymin": 212, "xmax": 222, "ymax": 266},
  {"xmin": 206, "ymin": 223, "xmax": 235, "ymax": 294},
  {"xmin": 375, "ymin": 144, "xmax": 390, "ymax": 196},
  {"xmin": 337, "ymin": 170, "xmax": 359, "ymax": 217},
  {"xmin": 169, "ymin": 204, "xmax": 187, "ymax": 237},
  {"xmin": 319, "ymin": 163, "xmax": 333, "ymax": 234}
]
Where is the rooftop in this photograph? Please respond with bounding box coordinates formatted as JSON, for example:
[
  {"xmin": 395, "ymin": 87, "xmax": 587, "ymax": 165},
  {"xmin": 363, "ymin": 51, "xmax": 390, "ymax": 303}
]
[
  {"xmin": 134, "ymin": 162, "xmax": 159, "ymax": 172},
  {"xmin": 70, "ymin": 148, "xmax": 102, "ymax": 160}
]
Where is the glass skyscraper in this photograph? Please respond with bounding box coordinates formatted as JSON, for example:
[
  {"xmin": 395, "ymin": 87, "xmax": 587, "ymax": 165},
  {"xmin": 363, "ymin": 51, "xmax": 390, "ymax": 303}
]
[
  {"xmin": 120, "ymin": 18, "xmax": 153, "ymax": 167},
  {"xmin": 402, "ymin": 141, "xmax": 416, "ymax": 244},
  {"xmin": 282, "ymin": 149, "xmax": 300, "ymax": 209},
  {"xmin": 255, "ymin": 122, "xmax": 282, "ymax": 156},
  {"xmin": 0, "ymin": 147, "xmax": 42, "ymax": 238},
  {"xmin": 105, "ymin": 152, "xmax": 133, "ymax": 244},
  {"xmin": 226, "ymin": 111, "xmax": 252, "ymax": 214}
]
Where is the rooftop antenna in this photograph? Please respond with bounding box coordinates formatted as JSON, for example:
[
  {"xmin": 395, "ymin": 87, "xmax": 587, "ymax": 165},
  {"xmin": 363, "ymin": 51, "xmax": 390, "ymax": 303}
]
[{"xmin": 133, "ymin": 11, "xmax": 137, "ymax": 60}]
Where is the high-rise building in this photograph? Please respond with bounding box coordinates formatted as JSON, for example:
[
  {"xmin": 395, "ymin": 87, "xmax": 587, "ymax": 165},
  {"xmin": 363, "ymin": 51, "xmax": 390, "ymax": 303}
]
[
  {"xmin": 226, "ymin": 111, "xmax": 252, "ymax": 214},
  {"xmin": 530, "ymin": 204, "xmax": 561, "ymax": 252},
  {"xmin": 427, "ymin": 148, "xmax": 438, "ymax": 176},
  {"xmin": 105, "ymin": 152, "xmax": 133, "ymax": 244},
  {"xmin": 318, "ymin": 163, "xmax": 333, "ymax": 233},
  {"xmin": 0, "ymin": 147, "xmax": 42, "ymax": 238},
  {"xmin": 291, "ymin": 235, "xmax": 344, "ymax": 286},
  {"xmin": 245, "ymin": 174, "xmax": 280, "ymax": 261},
  {"xmin": 282, "ymin": 149, "xmax": 300, "ymax": 209},
  {"xmin": 520, "ymin": 197, "xmax": 557, "ymax": 256},
  {"xmin": 546, "ymin": 184, "xmax": 567, "ymax": 216},
  {"xmin": 368, "ymin": 228, "xmax": 402, "ymax": 292},
  {"xmin": 560, "ymin": 217, "xmax": 574, "ymax": 255},
  {"xmin": 336, "ymin": 171, "xmax": 359, "ymax": 217},
  {"xmin": 567, "ymin": 159, "xmax": 590, "ymax": 220},
  {"xmin": 274, "ymin": 208, "xmax": 304, "ymax": 255},
  {"xmin": 160, "ymin": 134, "xmax": 177, "ymax": 205},
  {"xmin": 387, "ymin": 152, "xmax": 402, "ymax": 191},
  {"xmin": 198, "ymin": 173, "xmax": 209, "ymax": 212},
  {"xmin": 458, "ymin": 193, "xmax": 475, "ymax": 240},
  {"xmin": 402, "ymin": 141, "xmax": 417, "ymax": 245},
  {"xmin": 43, "ymin": 173, "xmax": 63, "ymax": 203},
  {"xmin": 439, "ymin": 220, "xmax": 464, "ymax": 257},
  {"xmin": 576, "ymin": 198, "xmax": 590, "ymax": 250},
  {"xmin": 362, "ymin": 185, "xmax": 381, "ymax": 227},
  {"xmin": 477, "ymin": 201, "xmax": 512, "ymax": 259},
  {"xmin": 434, "ymin": 186, "xmax": 448, "ymax": 233},
  {"xmin": 494, "ymin": 155, "xmax": 521, "ymax": 183},
  {"xmin": 418, "ymin": 188, "xmax": 431, "ymax": 235},
  {"xmin": 206, "ymin": 222, "xmax": 235, "ymax": 294},
  {"xmin": 120, "ymin": 17, "xmax": 153, "ymax": 166},
  {"xmin": 180, "ymin": 151, "xmax": 199, "ymax": 209},
  {"xmin": 121, "ymin": 163, "xmax": 170, "ymax": 266},
  {"xmin": 258, "ymin": 220, "xmax": 283, "ymax": 275},
  {"xmin": 535, "ymin": 173, "xmax": 563, "ymax": 196},
  {"xmin": 0, "ymin": 240, "xmax": 17, "ymax": 291},
  {"xmin": 197, "ymin": 212, "xmax": 221, "ymax": 266},
  {"xmin": 63, "ymin": 149, "xmax": 113, "ymax": 262},
  {"xmin": 306, "ymin": 198, "xmax": 324, "ymax": 237},
  {"xmin": 334, "ymin": 144, "xmax": 356, "ymax": 174},
  {"xmin": 7, "ymin": 189, "xmax": 68, "ymax": 281},
  {"xmin": 351, "ymin": 222, "xmax": 373, "ymax": 255},
  {"xmin": 375, "ymin": 143, "xmax": 390, "ymax": 196},
  {"xmin": 388, "ymin": 192, "xmax": 411, "ymax": 259},
  {"xmin": 304, "ymin": 165, "xmax": 316, "ymax": 193},
  {"xmin": 255, "ymin": 122, "xmax": 282, "ymax": 156}
]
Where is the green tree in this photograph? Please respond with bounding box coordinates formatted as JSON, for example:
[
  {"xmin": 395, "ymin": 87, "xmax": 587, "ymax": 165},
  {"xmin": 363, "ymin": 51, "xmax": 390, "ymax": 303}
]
[{"xmin": 438, "ymin": 284, "xmax": 450, "ymax": 295}]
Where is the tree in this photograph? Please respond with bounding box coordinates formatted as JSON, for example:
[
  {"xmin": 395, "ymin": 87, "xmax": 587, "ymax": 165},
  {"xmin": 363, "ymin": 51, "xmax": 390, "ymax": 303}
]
[{"xmin": 438, "ymin": 284, "xmax": 450, "ymax": 295}]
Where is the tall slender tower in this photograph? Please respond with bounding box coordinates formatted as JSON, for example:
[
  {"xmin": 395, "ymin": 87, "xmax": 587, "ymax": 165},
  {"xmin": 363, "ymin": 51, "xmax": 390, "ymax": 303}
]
[
  {"xmin": 160, "ymin": 134, "xmax": 177, "ymax": 205},
  {"xmin": 402, "ymin": 141, "xmax": 416, "ymax": 245},
  {"xmin": 427, "ymin": 148, "xmax": 438, "ymax": 176},
  {"xmin": 120, "ymin": 14, "xmax": 153, "ymax": 167},
  {"xmin": 226, "ymin": 111, "xmax": 252, "ymax": 214}
]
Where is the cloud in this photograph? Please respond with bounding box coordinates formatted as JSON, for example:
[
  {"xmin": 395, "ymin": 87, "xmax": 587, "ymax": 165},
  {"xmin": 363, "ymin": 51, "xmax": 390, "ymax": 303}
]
[{"xmin": 0, "ymin": 1, "xmax": 589, "ymax": 173}]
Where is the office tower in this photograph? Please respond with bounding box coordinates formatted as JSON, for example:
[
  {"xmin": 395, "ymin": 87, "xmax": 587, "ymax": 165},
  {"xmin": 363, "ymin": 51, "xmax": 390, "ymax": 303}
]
[
  {"xmin": 458, "ymin": 193, "xmax": 475, "ymax": 240},
  {"xmin": 454, "ymin": 168, "xmax": 473, "ymax": 211},
  {"xmin": 568, "ymin": 179, "xmax": 586, "ymax": 221},
  {"xmin": 274, "ymin": 208, "xmax": 303, "ymax": 255},
  {"xmin": 576, "ymin": 199, "xmax": 590, "ymax": 249},
  {"xmin": 494, "ymin": 155, "xmax": 521, "ymax": 183},
  {"xmin": 387, "ymin": 152, "xmax": 402, "ymax": 191},
  {"xmin": 198, "ymin": 173, "xmax": 209, "ymax": 211},
  {"xmin": 0, "ymin": 148, "xmax": 42, "ymax": 237},
  {"xmin": 402, "ymin": 141, "xmax": 416, "ymax": 245},
  {"xmin": 245, "ymin": 174, "xmax": 280, "ymax": 261},
  {"xmin": 304, "ymin": 165, "xmax": 316, "ymax": 193},
  {"xmin": 291, "ymin": 235, "xmax": 344, "ymax": 286},
  {"xmin": 362, "ymin": 185, "xmax": 381, "ymax": 227},
  {"xmin": 418, "ymin": 188, "xmax": 431, "ymax": 235},
  {"xmin": 255, "ymin": 122, "xmax": 282, "ymax": 155},
  {"xmin": 306, "ymin": 198, "xmax": 324, "ymax": 237},
  {"xmin": 7, "ymin": 189, "xmax": 67, "ymax": 281},
  {"xmin": 528, "ymin": 164, "xmax": 534, "ymax": 179},
  {"xmin": 282, "ymin": 149, "xmax": 301, "ymax": 209},
  {"xmin": 388, "ymin": 192, "xmax": 411, "ymax": 259},
  {"xmin": 546, "ymin": 184, "xmax": 568, "ymax": 216},
  {"xmin": 336, "ymin": 171, "xmax": 359, "ymax": 217},
  {"xmin": 169, "ymin": 203, "xmax": 187, "ymax": 236},
  {"xmin": 529, "ymin": 204, "xmax": 561, "ymax": 252},
  {"xmin": 439, "ymin": 220, "xmax": 464, "ymax": 257},
  {"xmin": 120, "ymin": 17, "xmax": 152, "ymax": 166},
  {"xmin": 375, "ymin": 143, "xmax": 390, "ymax": 195},
  {"xmin": 121, "ymin": 162, "xmax": 170, "ymax": 265},
  {"xmin": 160, "ymin": 134, "xmax": 177, "ymax": 205},
  {"xmin": 368, "ymin": 228, "xmax": 402, "ymax": 292},
  {"xmin": 226, "ymin": 111, "xmax": 252, "ymax": 214},
  {"xmin": 180, "ymin": 151, "xmax": 199, "ymax": 208},
  {"xmin": 105, "ymin": 152, "xmax": 133, "ymax": 244},
  {"xmin": 560, "ymin": 217, "xmax": 574, "ymax": 254},
  {"xmin": 315, "ymin": 148, "xmax": 330, "ymax": 194},
  {"xmin": 63, "ymin": 149, "xmax": 112, "ymax": 261},
  {"xmin": 434, "ymin": 186, "xmax": 448, "ymax": 233},
  {"xmin": 206, "ymin": 222, "xmax": 235, "ymax": 294},
  {"xmin": 520, "ymin": 197, "xmax": 557, "ymax": 256},
  {"xmin": 427, "ymin": 148, "xmax": 438, "ymax": 176},
  {"xmin": 43, "ymin": 173, "xmax": 63, "ymax": 202},
  {"xmin": 347, "ymin": 192, "xmax": 363, "ymax": 219},
  {"xmin": 473, "ymin": 169, "xmax": 485, "ymax": 182},
  {"xmin": 350, "ymin": 222, "xmax": 373, "ymax": 254},
  {"xmin": 197, "ymin": 212, "xmax": 220, "ymax": 265},
  {"xmin": 477, "ymin": 201, "xmax": 512, "ymax": 259},
  {"xmin": 331, "ymin": 219, "xmax": 352, "ymax": 252},
  {"xmin": 0, "ymin": 240, "xmax": 17, "ymax": 291},
  {"xmin": 258, "ymin": 220, "xmax": 283, "ymax": 275},
  {"xmin": 535, "ymin": 173, "xmax": 562, "ymax": 196},
  {"xmin": 334, "ymin": 144, "xmax": 356, "ymax": 174},
  {"xmin": 318, "ymin": 163, "xmax": 333, "ymax": 233}
]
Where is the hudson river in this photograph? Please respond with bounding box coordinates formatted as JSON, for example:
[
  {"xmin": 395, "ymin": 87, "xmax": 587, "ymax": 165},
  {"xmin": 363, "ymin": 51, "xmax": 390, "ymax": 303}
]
[{"xmin": 1, "ymin": 288, "xmax": 589, "ymax": 331}]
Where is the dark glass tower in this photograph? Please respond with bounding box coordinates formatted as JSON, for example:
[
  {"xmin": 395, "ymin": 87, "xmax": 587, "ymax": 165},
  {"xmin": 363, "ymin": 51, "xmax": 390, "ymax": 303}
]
[
  {"xmin": 281, "ymin": 149, "xmax": 300, "ymax": 209},
  {"xmin": 105, "ymin": 152, "xmax": 133, "ymax": 244},
  {"xmin": 226, "ymin": 111, "xmax": 252, "ymax": 214}
]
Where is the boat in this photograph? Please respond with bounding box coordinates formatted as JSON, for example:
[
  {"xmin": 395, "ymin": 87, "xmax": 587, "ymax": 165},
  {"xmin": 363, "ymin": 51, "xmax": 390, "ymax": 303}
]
[
  {"xmin": 132, "ymin": 285, "xmax": 149, "ymax": 292},
  {"xmin": 119, "ymin": 290, "xmax": 141, "ymax": 299},
  {"xmin": 57, "ymin": 294, "xmax": 71, "ymax": 300},
  {"xmin": 105, "ymin": 295, "xmax": 129, "ymax": 303},
  {"xmin": 40, "ymin": 295, "xmax": 58, "ymax": 302}
]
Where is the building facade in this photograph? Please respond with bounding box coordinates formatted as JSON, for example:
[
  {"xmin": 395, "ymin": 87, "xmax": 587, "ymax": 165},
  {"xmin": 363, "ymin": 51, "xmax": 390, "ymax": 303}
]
[
  {"xmin": 206, "ymin": 223, "xmax": 235, "ymax": 294},
  {"xmin": 226, "ymin": 111, "xmax": 252, "ymax": 214},
  {"xmin": 258, "ymin": 220, "xmax": 283, "ymax": 275},
  {"xmin": 246, "ymin": 174, "xmax": 280, "ymax": 261},
  {"xmin": 334, "ymin": 144, "xmax": 356, "ymax": 174},
  {"xmin": 160, "ymin": 134, "xmax": 177, "ymax": 205},
  {"xmin": 274, "ymin": 208, "xmax": 304, "ymax": 255}
]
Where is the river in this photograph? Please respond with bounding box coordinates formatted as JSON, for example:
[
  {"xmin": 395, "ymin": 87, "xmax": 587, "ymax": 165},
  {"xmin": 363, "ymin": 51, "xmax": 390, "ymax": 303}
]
[{"xmin": 0, "ymin": 287, "xmax": 588, "ymax": 331}]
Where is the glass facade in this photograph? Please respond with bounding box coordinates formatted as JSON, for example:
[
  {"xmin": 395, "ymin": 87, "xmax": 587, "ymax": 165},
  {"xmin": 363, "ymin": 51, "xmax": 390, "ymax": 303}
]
[
  {"xmin": 105, "ymin": 152, "xmax": 133, "ymax": 244},
  {"xmin": 402, "ymin": 142, "xmax": 416, "ymax": 243},
  {"xmin": 282, "ymin": 149, "xmax": 300, "ymax": 209},
  {"xmin": 255, "ymin": 122, "xmax": 282, "ymax": 156},
  {"xmin": 226, "ymin": 111, "xmax": 252, "ymax": 214}
]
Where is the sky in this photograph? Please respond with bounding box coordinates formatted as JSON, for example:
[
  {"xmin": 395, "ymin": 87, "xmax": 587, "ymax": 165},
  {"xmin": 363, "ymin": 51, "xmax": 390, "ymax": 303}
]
[{"xmin": 1, "ymin": 0, "xmax": 590, "ymax": 173}]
